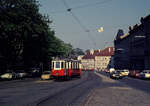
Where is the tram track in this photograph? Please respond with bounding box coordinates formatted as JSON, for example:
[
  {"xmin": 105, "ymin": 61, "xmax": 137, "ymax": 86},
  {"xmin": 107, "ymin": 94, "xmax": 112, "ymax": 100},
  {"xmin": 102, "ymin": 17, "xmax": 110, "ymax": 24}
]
[{"xmin": 34, "ymin": 71, "xmax": 101, "ymax": 106}]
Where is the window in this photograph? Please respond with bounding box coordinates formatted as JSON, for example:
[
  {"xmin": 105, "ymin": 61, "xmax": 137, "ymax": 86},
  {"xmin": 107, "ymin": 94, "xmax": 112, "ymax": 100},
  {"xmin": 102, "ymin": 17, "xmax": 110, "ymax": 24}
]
[
  {"xmin": 68, "ymin": 62, "xmax": 70, "ymax": 69},
  {"xmin": 61, "ymin": 62, "xmax": 64, "ymax": 68},
  {"xmin": 56, "ymin": 62, "xmax": 60, "ymax": 68},
  {"xmin": 65, "ymin": 62, "xmax": 66, "ymax": 69},
  {"xmin": 52, "ymin": 62, "xmax": 54, "ymax": 69},
  {"xmin": 71, "ymin": 62, "xmax": 73, "ymax": 69},
  {"xmin": 77, "ymin": 63, "xmax": 79, "ymax": 69}
]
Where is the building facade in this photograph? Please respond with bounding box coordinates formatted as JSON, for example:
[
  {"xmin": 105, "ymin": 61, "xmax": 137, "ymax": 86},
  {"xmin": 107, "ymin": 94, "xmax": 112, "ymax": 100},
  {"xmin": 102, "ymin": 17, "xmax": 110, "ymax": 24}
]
[
  {"xmin": 141, "ymin": 15, "xmax": 150, "ymax": 69},
  {"xmin": 129, "ymin": 24, "xmax": 145, "ymax": 70},
  {"xmin": 79, "ymin": 47, "xmax": 114, "ymax": 71},
  {"xmin": 114, "ymin": 14, "xmax": 150, "ymax": 71},
  {"xmin": 81, "ymin": 50, "xmax": 95, "ymax": 71},
  {"xmin": 95, "ymin": 47, "xmax": 114, "ymax": 71},
  {"xmin": 114, "ymin": 33, "xmax": 130, "ymax": 69}
]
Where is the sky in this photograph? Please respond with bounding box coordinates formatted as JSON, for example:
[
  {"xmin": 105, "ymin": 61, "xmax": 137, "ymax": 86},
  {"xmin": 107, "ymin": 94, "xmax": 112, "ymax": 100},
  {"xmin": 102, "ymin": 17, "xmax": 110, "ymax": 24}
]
[{"xmin": 37, "ymin": 0, "xmax": 150, "ymax": 51}]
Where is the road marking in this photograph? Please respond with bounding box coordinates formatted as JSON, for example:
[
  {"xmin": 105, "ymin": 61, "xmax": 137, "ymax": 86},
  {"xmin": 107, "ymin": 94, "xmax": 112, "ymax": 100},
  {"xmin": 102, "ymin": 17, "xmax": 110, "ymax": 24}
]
[
  {"xmin": 84, "ymin": 89, "xmax": 95, "ymax": 106},
  {"xmin": 34, "ymin": 80, "xmax": 53, "ymax": 83},
  {"xmin": 109, "ymin": 86, "xmax": 132, "ymax": 90},
  {"xmin": 94, "ymin": 72, "xmax": 116, "ymax": 83}
]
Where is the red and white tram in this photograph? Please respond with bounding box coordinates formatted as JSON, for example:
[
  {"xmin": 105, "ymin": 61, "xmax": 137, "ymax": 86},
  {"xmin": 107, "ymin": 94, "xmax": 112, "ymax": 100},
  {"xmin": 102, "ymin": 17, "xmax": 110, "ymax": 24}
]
[{"xmin": 51, "ymin": 59, "xmax": 82, "ymax": 80}]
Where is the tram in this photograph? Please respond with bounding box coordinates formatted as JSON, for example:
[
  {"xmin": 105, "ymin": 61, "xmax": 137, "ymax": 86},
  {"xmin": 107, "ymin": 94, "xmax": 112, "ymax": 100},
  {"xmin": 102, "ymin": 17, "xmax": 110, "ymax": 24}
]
[{"xmin": 51, "ymin": 59, "xmax": 82, "ymax": 80}]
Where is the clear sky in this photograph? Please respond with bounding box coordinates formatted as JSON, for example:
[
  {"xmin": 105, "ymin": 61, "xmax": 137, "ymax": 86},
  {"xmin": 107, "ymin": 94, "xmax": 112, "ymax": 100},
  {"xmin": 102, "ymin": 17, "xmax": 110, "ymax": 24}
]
[{"xmin": 38, "ymin": 0, "xmax": 150, "ymax": 50}]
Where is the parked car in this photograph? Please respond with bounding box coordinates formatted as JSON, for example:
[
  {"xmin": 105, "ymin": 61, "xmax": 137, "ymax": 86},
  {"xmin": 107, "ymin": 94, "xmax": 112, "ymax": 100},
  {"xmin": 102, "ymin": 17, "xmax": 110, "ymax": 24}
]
[
  {"xmin": 110, "ymin": 71, "xmax": 123, "ymax": 79},
  {"xmin": 139, "ymin": 70, "xmax": 150, "ymax": 79},
  {"xmin": 109, "ymin": 68, "xmax": 115, "ymax": 73},
  {"xmin": 129, "ymin": 70, "xmax": 141, "ymax": 77},
  {"xmin": 0, "ymin": 72, "xmax": 17, "ymax": 80},
  {"xmin": 41, "ymin": 71, "xmax": 52, "ymax": 80},
  {"xmin": 120, "ymin": 69, "xmax": 129, "ymax": 76},
  {"xmin": 27, "ymin": 68, "xmax": 41, "ymax": 78},
  {"xmin": 15, "ymin": 70, "xmax": 27, "ymax": 79},
  {"xmin": 135, "ymin": 72, "xmax": 140, "ymax": 78}
]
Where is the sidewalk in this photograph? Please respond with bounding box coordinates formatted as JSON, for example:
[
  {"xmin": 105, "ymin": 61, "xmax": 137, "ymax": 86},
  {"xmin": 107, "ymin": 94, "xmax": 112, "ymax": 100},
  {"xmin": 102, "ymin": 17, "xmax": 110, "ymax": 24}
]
[{"xmin": 84, "ymin": 72, "xmax": 150, "ymax": 106}]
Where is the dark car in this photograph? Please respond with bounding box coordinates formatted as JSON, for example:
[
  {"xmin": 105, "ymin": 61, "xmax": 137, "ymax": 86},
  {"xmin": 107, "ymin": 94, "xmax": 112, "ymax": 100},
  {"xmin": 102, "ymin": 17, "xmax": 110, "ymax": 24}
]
[
  {"xmin": 15, "ymin": 70, "xmax": 27, "ymax": 79},
  {"xmin": 129, "ymin": 70, "xmax": 141, "ymax": 78},
  {"xmin": 110, "ymin": 71, "xmax": 123, "ymax": 79},
  {"xmin": 27, "ymin": 68, "xmax": 41, "ymax": 78}
]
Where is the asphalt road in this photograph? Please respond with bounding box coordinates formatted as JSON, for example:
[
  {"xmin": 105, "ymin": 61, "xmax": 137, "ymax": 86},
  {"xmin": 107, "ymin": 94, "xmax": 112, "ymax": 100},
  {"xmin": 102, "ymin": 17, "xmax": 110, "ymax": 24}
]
[{"xmin": 1, "ymin": 71, "xmax": 150, "ymax": 106}]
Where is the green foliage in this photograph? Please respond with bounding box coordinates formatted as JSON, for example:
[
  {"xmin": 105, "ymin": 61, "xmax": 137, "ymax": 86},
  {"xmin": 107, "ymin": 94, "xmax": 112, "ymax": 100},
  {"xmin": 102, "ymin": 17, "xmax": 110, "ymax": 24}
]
[
  {"xmin": 0, "ymin": 0, "xmax": 83, "ymax": 72},
  {"xmin": 0, "ymin": 0, "xmax": 52, "ymax": 69}
]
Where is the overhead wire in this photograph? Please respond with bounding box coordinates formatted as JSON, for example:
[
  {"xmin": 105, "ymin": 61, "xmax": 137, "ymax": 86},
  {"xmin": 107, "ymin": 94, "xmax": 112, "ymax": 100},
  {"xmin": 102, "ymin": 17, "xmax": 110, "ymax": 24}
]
[
  {"xmin": 50, "ymin": 0, "xmax": 114, "ymax": 14},
  {"xmin": 71, "ymin": 0, "xmax": 113, "ymax": 10},
  {"xmin": 60, "ymin": 0, "xmax": 97, "ymax": 48}
]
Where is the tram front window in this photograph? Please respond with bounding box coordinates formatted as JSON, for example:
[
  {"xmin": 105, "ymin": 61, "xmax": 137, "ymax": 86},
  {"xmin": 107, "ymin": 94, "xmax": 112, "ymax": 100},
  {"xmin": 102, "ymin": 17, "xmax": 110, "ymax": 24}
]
[{"xmin": 56, "ymin": 62, "xmax": 60, "ymax": 68}]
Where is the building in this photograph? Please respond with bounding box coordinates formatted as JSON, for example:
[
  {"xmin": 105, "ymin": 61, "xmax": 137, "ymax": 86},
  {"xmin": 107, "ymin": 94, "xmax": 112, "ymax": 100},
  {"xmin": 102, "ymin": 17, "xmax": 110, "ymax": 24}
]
[
  {"xmin": 141, "ymin": 15, "xmax": 150, "ymax": 69},
  {"xmin": 81, "ymin": 50, "xmax": 95, "ymax": 71},
  {"xmin": 95, "ymin": 47, "xmax": 114, "ymax": 71},
  {"xmin": 129, "ymin": 24, "xmax": 145, "ymax": 70},
  {"xmin": 114, "ymin": 33, "xmax": 130, "ymax": 69},
  {"xmin": 77, "ymin": 55, "xmax": 84, "ymax": 61},
  {"xmin": 79, "ymin": 47, "xmax": 114, "ymax": 71},
  {"xmin": 114, "ymin": 14, "xmax": 150, "ymax": 71}
]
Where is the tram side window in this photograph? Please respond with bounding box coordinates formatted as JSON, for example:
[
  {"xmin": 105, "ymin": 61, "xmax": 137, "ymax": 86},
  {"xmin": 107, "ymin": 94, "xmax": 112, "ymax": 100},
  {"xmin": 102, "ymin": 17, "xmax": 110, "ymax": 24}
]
[
  {"xmin": 61, "ymin": 62, "xmax": 64, "ymax": 68},
  {"xmin": 72, "ymin": 62, "xmax": 73, "ymax": 69},
  {"xmin": 73, "ymin": 62, "xmax": 75, "ymax": 69},
  {"xmin": 65, "ymin": 62, "xmax": 66, "ymax": 69},
  {"xmin": 76, "ymin": 62, "xmax": 78, "ymax": 69},
  {"xmin": 74, "ymin": 62, "xmax": 75, "ymax": 69},
  {"xmin": 75, "ymin": 62, "xmax": 76, "ymax": 69},
  {"xmin": 52, "ymin": 62, "xmax": 54, "ymax": 69},
  {"xmin": 56, "ymin": 62, "xmax": 60, "ymax": 68},
  {"xmin": 68, "ymin": 62, "xmax": 70, "ymax": 69},
  {"xmin": 71, "ymin": 62, "xmax": 73, "ymax": 69},
  {"xmin": 61, "ymin": 62, "xmax": 63, "ymax": 68}
]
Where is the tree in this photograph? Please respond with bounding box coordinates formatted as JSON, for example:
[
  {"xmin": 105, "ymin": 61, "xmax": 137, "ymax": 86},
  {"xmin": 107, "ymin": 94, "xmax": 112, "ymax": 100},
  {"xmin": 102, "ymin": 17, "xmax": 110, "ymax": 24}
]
[
  {"xmin": 0, "ymin": 0, "xmax": 53, "ymax": 70},
  {"xmin": 0, "ymin": 0, "xmax": 80, "ymax": 72}
]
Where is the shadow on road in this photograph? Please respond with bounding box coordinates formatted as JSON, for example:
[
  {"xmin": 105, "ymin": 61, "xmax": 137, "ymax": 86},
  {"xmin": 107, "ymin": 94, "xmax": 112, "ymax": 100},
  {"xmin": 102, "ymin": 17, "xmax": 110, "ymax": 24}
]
[{"xmin": 97, "ymin": 71, "xmax": 150, "ymax": 95}]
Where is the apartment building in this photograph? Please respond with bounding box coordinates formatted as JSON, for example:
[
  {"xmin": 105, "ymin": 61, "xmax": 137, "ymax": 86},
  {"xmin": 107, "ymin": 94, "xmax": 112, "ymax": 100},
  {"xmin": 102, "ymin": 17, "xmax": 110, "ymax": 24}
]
[{"xmin": 79, "ymin": 47, "xmax": 114, "ymax": 71}]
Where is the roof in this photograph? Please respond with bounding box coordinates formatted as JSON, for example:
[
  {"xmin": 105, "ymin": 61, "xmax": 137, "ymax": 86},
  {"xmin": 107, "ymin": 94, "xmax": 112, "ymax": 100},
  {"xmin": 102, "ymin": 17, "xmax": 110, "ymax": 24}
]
[
  {"xmin": 82, "ymin": 47, "xmax": 114, "ymax": 59},
  {"xmin": 120, "ymin": 33, "xmax": 129, "ymax": 39},
  {"xmin": 142, "ymin": 14, "xmax": 150, "ymax": 22},
  {"xmin": 96, "ymin": 47, "xmax": 114, "ymax": 56},
  {"xmin": 82, "ymin": 54, "xmax": 95, "ymax": 59}
]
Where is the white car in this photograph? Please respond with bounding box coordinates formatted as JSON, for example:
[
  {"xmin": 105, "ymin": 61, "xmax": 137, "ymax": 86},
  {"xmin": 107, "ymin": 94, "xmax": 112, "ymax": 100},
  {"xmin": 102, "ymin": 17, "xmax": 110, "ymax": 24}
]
[
  {"xmin": 120, "ymin": 69, "xmax": 129, "ymax": 76},
  {"xmin": 41, "ymin": 71, "xmax": 52, "ymax": 80},
  {"xmin": 139, "ymin": 70, "xmax": 150, "ymax": 79},
  {"xmin": 0, "ymin": 72, "xmax": 17, "ymax": 80},
  {"xmin": 109, "ymin": 68, "xmax": 115, "ymax": 73},
  {"xmin": 110, "ymin": 71, "xmax": 123, "ymax": 79}
]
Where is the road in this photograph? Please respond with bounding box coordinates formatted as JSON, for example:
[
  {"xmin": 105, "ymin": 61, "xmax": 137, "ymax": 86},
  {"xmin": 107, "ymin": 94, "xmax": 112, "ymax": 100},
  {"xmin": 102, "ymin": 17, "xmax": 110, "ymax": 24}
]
[{"xmin": 0, "ymin": 71, "xmax": 150, "ymax": 106}]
